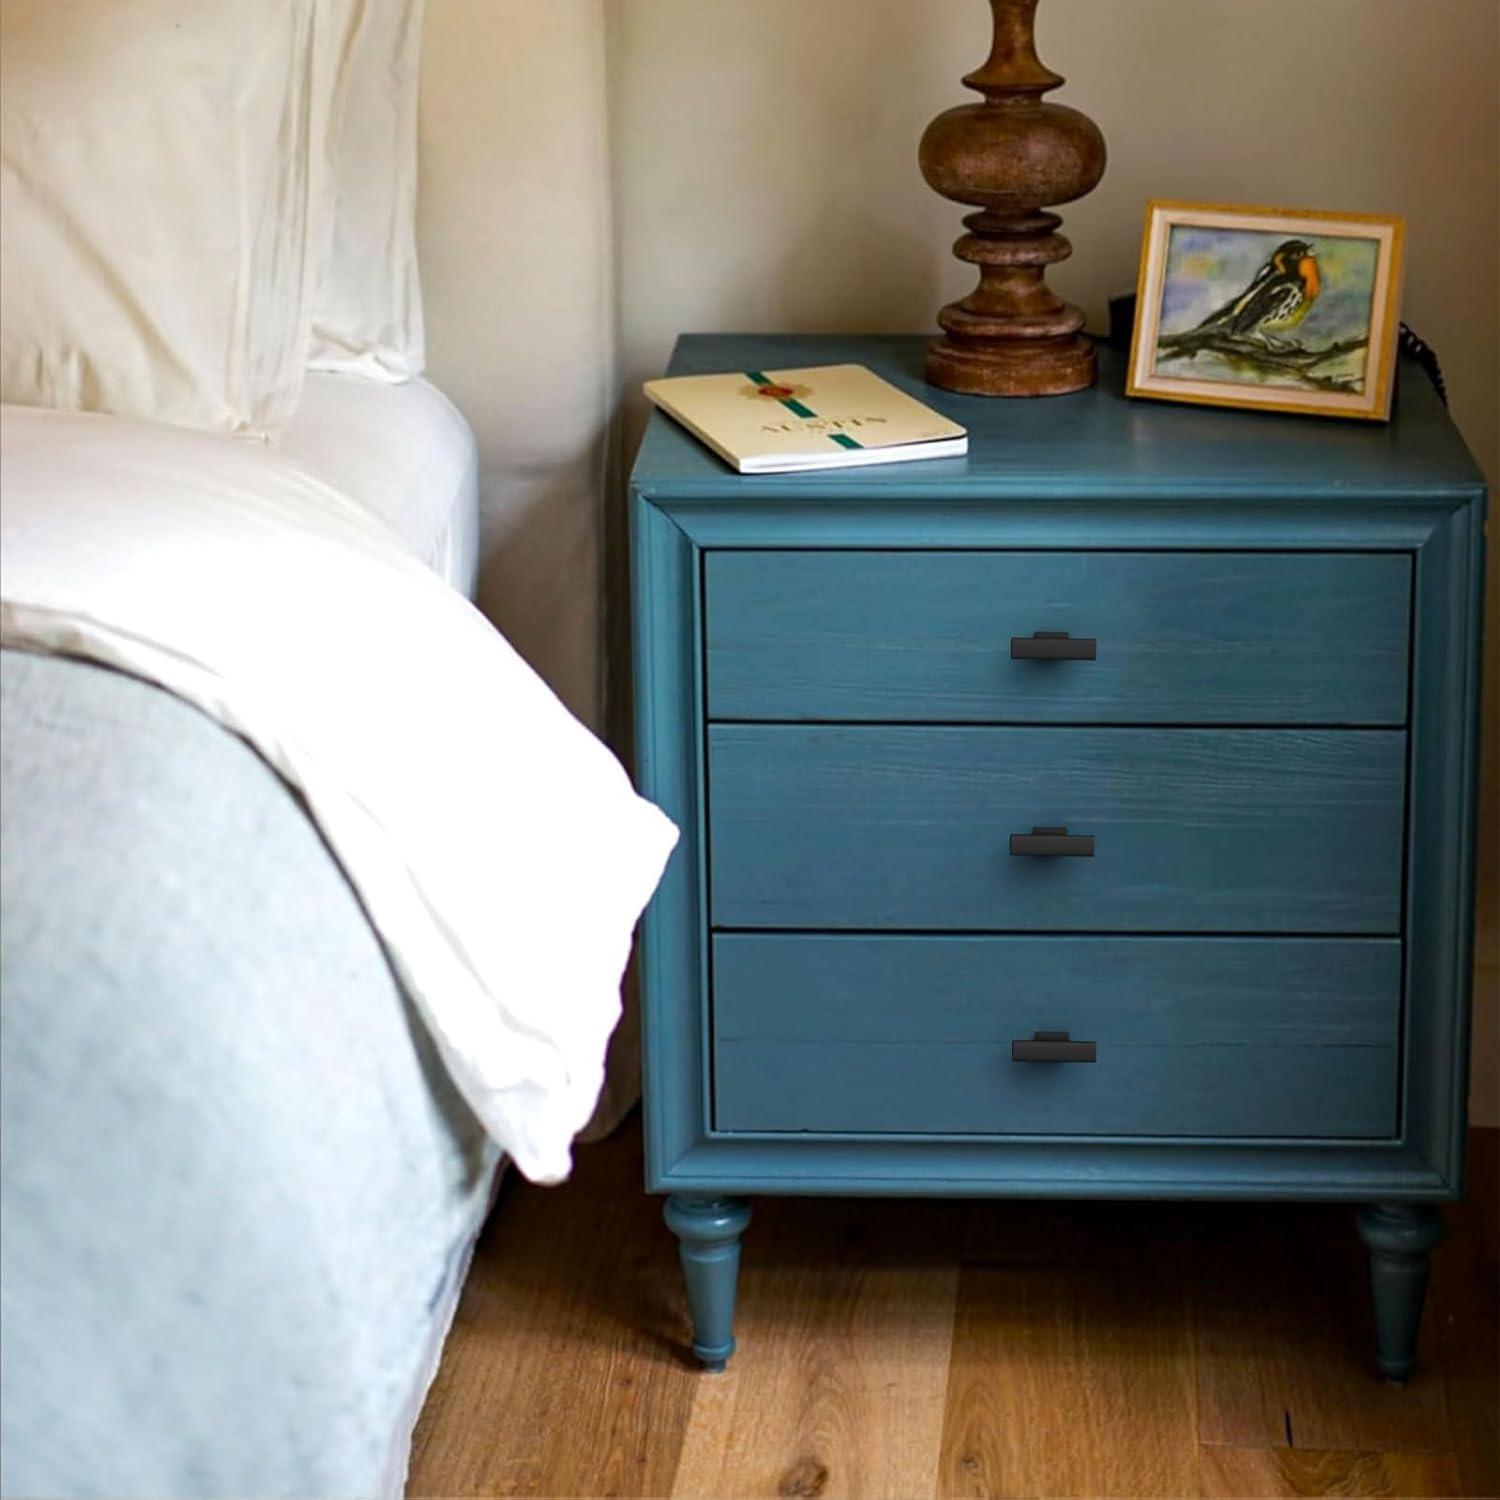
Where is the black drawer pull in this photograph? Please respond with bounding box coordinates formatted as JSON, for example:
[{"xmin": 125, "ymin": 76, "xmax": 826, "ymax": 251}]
[
  {"xmin": 1012, "ymin": 1030, "xmax": 1098, "ymax": 1064},
  {"xmin": 1011, "ymin": 630, "xmax": 1097, "ymax": 661},
  {"xmin": 1009, "ymin": 825, "xmax": 1095, "ymax": 857}
]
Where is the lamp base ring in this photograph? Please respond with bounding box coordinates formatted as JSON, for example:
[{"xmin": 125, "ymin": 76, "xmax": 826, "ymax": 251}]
[{"xmin": 926, "ymin": 332, "xmax": 1097, "ymax": 398}]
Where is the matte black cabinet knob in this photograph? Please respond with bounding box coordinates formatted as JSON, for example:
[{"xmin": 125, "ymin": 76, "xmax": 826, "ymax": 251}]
[
  {"xmin": 1009, "ymin": 825, "xmax": 1095, "ymax": 857},
  {"xmin": 1012, "ymin": 1030, "xmax": 1098, "ymax": 1063},
  {"xmin": 1010, "ymin": 630, "xmax": 1097, "ymax": 661}
]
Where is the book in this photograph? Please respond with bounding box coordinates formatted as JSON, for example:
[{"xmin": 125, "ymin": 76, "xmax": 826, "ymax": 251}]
[{"xmin": 643, "ymin": 364, "xmax": 968, "ymax": 474}]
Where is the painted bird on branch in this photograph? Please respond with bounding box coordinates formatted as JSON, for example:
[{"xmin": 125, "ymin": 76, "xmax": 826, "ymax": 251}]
[{"xmin": 1186, "ymin": 238, "xmax": 1321, "ymax": 346}]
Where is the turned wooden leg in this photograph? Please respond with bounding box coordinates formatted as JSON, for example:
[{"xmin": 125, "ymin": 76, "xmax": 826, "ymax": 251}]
[
  {"xmin": 663, "ymin": 1195, "xmax": 751, "ymax": 1372},
  {"xmin": 1356, "ymin": 1203, "xmax": 1443, "ymax": 1382}
]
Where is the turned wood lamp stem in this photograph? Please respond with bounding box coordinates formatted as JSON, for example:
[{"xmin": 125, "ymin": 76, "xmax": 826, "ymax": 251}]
[
  {"xmin": 921, "ymin": 0, "xmax": 1106, "ymax": 397},
  {"xmin": 968, "ymin": 0, "xmax": 1059, "ymax": 93}
]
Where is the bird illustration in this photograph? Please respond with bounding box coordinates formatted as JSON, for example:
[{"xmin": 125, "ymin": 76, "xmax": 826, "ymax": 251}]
[{"xmin": 1186, "ymin": 238, "xmax": 1321, "ymax": 346}]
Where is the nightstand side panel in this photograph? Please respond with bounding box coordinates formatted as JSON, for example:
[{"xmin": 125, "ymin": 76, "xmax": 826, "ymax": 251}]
[
  {"xmin": 631, "ymin": 495, "xmax": 712, "ymax": 1187},
  {"xmin": 1403, "ymin": 494, "xmax": 1488, "ymax": 1188}
]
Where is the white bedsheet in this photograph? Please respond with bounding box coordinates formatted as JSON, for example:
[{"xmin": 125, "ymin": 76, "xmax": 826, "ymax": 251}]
[
  {"xmin": 278, "ymin": 373, "xmax": 479, "ymax": 594},
  {"xmin": 0, "ymin": 402, "xmax": 677, "ymax": 1183}
]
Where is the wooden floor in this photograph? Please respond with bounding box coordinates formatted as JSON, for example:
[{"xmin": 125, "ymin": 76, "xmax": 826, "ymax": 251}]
[{"xmin": 408, "ymin": 1120, "xmax": 1498, "ymax": 1499}]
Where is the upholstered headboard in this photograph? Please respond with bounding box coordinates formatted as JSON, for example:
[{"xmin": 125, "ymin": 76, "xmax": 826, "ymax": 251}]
[{"xmin": 418, "ymin": 0, "xmax": 613, "ymax": 731}]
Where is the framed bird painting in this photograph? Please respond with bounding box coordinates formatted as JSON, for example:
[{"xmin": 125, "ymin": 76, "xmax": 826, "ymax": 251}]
[{"xmin": 1127, "ymin": 201, "xmax": 1405, "ymax": 421}]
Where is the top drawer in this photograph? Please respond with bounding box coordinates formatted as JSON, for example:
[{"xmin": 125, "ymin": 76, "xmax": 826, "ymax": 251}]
[{"xmin": 705, "ymin": 551, "xmax": 1411, "ymax": 726}]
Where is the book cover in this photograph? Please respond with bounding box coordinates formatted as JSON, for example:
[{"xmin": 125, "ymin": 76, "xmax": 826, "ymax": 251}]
[{"xmin": 643, "ymin": 364, "xmax": 968, "ymax": 474}]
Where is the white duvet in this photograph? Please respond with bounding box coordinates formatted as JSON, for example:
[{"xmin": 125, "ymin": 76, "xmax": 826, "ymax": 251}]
[{"xmin": 0, "ymin": 403, "xmax": 677, "ymax": 1183}]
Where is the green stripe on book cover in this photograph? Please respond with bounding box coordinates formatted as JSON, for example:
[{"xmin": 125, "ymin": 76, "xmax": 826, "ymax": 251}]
[{"xmin": 745, "ymin": 370, "xmax": 864, "ymax": 448}]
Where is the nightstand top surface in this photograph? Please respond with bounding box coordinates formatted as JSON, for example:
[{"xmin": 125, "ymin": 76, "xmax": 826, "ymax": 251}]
[{"xmin": 630, "ymin": 334, "xmax": 1484, "ymax": 502}]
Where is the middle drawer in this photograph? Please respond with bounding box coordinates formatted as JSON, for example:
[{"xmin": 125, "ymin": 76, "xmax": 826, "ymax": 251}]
[{"xmin": 708, "ymin": 726, "xmax": 1406, "ymax": 933}]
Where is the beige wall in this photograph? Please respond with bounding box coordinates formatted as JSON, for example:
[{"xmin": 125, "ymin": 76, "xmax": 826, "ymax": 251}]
[{"xmin": 606, "ymin": 0, "xmax": 1499, "ymax": 1121}]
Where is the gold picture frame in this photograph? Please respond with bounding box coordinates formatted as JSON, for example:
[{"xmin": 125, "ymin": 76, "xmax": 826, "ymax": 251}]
[{"xmin": 1127, "ymin": 201, "xmax": 1405, "ymax": 422}]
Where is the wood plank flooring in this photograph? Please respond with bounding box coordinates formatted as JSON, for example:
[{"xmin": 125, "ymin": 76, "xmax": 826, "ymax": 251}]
[{"xmin": 408, "ymin": 1122, "xmax": 1498, "ymax": 1499}]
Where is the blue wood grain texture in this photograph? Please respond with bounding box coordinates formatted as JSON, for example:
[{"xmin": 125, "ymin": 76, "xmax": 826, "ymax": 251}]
[
  {"xmin": 712, "ymin": 934, "xmax": 1399, "ymax": 1138},
  {"xmin": 634, "ymin": 338, "xmax": 1485, "ymax": 504},
  {"xmin": 1402, "ymin": 499, "xmax": 1487, "ymax": 1190},
  {"xmin": 659, "ymin": 1136, "xmax": 1451, "ymax": 1201},
  {"xmin": 629, "ymin": 333, "xmax": 1487, "ymax": 1204},
  {"xmin": 709, "ymin": 726, "xmax": 1406, "ymax": 934},
  {"xmin": 1358, "ymin": 1204, "xmax": 1445, "ymax": 1380},
  {"xmin": 662, "ymin": 1196, "xmax": 751, "ymax": 1372},
  {"xmin": 667, "ymin": 498, "xmax": 1456, "ymax": 554},
  {"xmin": 631, "ymin": 500, "xmax": 713, "ymax": 1179},
  {"xmin": 706, "ymin": 550, "xmax": 1411, "ymax": 725}
]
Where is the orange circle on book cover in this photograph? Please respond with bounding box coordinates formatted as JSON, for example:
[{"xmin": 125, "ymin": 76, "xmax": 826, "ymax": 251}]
[{"xmin": 740, "ymin": 381, "xmax": 811, "ymax": 402}]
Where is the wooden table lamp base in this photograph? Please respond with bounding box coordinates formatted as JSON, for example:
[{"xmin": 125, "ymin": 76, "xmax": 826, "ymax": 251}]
[{"xmin": 921, "ymin": 0, "xmax": 1106, "ymax": 397}]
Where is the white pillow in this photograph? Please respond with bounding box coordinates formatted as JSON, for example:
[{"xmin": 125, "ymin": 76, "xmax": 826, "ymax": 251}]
[
  {"xmin": 309, "ymin": 0, "xmax": 426, "ymax": 382},
  {"xmin": 0, "ymin": 0, "xmax": 328, "ymax": 437}
]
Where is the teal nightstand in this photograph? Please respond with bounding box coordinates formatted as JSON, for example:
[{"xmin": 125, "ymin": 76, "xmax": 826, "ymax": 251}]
[{"xmin": 629, "ymin": 334, "xmax": 1486, "ymax": 1379}]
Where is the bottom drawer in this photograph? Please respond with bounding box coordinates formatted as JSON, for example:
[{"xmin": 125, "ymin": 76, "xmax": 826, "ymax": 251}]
[{"xmin": 712, "ymin": 935, "xmax": 1400, "ymax": 1139}]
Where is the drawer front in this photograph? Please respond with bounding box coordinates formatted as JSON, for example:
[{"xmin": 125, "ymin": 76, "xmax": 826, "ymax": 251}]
[
  {"xmin": 713, "ymin": 934, "xmax": 1401, "ymax": 1138},
  {"xmin": 708, "ymin": 726, "xmax": 1406, "ymax": 933},
  {"xmin": 705, "ymin": 551, "xmax": 1411, "ymax": 725}
]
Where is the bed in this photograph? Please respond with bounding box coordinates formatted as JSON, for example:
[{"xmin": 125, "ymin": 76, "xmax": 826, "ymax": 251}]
[
  {"xmin": 0, "ymin": 373, "xmax": 485, "ymax": 1495},
  {"xmin": 0, "ymin": 4, "xmax": 668, "ymax": 1496},
  {"xmin": 280, "ymin": 372, "xmax": 482, "ymax": 596},
  {"xmin": 0, "ymin": 387, "xmax": 672, "ymax": 1500}
]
